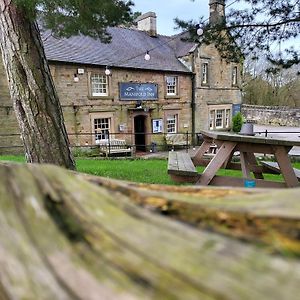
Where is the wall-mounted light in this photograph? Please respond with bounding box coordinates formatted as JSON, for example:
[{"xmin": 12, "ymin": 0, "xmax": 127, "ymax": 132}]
[
  {"xmin": 105, "ymin": 66, "xmax": 111, "ymax": 76},
  {"xmin": 144, "ymin": 51, "xmax": 151, "ymax": 61},
  {"xmin": 73, "ymin": 74, "xmax": 79, "ymax": 82},
  {"xmin": 196, "ymin": 24, "xmax": 204, "ymax": 36},
  {"xmin": 135, "ymin": 101, "xmax": 142, "ymax": 109}
]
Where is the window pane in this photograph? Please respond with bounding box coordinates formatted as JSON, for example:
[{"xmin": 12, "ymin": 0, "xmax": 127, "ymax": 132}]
[
  {"xmin": 232, "ymin": 67, "xmax": 238, "ymax": 85},
  {"xmin": 166, "ymin": 76, "xmax": 177, "ymax": 95},
  {"xmin": 215, "ymin": 109, "xmax": 224, "ymax": 128},
  {"xmin": 91, "ymin": 74, "xmax": 108, "ymax": 96},
  {"xmin": 225, "ymin": 109, "xmax": 231, "ymax": 127},
  {"xmin": 94, "ymin": 118, "xmax": 110, "ymax": 141},
  {"xmin": 209, "ymin": 110, "xmax": 215, "ymax": 130},
  {"xmin": 167, "ymin": 115, "xmax": 177, "ymax": 133},
  {"xmin": 202, "ymin": 63, "xmax": 208, "ymax": 84}
]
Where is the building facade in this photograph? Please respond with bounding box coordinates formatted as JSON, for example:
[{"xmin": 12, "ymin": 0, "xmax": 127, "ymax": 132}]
[
  {"xmin": 0, "ymin": 0, "xmax": 242, "ymax": 154},
  {"xmin": 50, "ymin": 64, "xmax": 193, "ymax": 151}
]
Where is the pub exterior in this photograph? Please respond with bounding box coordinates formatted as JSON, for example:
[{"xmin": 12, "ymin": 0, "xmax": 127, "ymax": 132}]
[{"xmin": 0, "ymin": 1, "xmax": 242, "ymax": 154}]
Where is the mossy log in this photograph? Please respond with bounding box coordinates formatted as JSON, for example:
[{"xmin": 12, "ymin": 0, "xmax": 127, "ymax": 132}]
[{"xmin": 0, "ymin": 162, "xmax": 300, "ymax": 300}]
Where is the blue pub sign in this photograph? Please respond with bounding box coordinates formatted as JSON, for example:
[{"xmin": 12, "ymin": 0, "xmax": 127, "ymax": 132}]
[{"xmin": 119, "ymin": 83, "xmax": 158, "ymax": 101}]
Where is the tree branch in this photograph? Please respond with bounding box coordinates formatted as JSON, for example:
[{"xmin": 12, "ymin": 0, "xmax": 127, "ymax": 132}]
[{"xmin": 226, "ymin": 17, "xmax": 300, "ymax": 30}]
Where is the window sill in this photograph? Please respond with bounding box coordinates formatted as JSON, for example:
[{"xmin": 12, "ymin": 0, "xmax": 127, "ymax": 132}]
[
  {"xmin": 165, "ymin": 95, "xmax": 180, "ymax": 99},
  {"xmin": 88, "ymin": 96, "xmax": 114, "ymax": 100},
  {"xmin": 211, "ymin": 128, "xmax": 231, "ymax": 131},
  {"xmin": 201, "ymin": 83, "xmax": 210, "ymax": 87}
]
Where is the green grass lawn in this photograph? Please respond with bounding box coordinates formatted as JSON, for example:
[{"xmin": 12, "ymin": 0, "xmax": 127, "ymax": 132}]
[
  {"xmin": 76, "ymin": 158, "xmax": 176, "ymax": 184},
  {"xmin": 1, "ymin": 155, "xmax": 299, "ymax": 185}
]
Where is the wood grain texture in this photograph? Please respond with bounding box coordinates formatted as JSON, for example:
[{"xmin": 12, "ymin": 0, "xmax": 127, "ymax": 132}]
[
  {"xmin": 0, "ymin": 162, "xmax": 300, "ymax": 300},
  {"xmin": 200, "ymin": 130, "xmax": 300, "ymax": 147},
  {"xmin": 168, "ymin": 151, "xmax": 198, "ymax": 177}
]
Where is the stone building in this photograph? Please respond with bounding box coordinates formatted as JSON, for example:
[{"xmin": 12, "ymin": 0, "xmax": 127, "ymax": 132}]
[{"xmin": 0, "ymin": 0, "xmax": 241, "ymax": 154}]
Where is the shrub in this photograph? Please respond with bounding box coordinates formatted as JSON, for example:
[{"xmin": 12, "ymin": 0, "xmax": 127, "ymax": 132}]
[{"xmin": 232, "ymin": 112, "xmax": 243, "ymax": 133}]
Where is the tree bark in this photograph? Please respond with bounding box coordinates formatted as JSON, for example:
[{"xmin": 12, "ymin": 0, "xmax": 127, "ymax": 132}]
[
  {"xmin": 0, "ymin": 162, "xmax": 300, "ymax": 299},
  {"xmin": 0, "ymin": 1, "xmax": 75, "ymax": 169}
]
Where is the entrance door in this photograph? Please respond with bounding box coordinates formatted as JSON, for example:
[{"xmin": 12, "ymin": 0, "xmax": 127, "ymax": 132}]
[{"xmin": 134, "ymin": 115, "xmax": 146, "ymax": 152}]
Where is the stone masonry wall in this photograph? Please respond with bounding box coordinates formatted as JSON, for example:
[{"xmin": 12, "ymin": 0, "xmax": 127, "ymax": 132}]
[
  {"xmin": 242, "ymin": 104, "xmax": 300, "ymax": 127},
  {"xmin": 194, "ymin": 44, "xmax": 242, "ymax": 131},
  {"xmin": 0, "ymin": 61, "xmax": 193, "ymax": 154}
]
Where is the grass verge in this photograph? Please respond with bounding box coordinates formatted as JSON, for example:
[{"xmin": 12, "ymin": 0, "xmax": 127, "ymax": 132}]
[{"xmin": 1, "ymin": 155, "xmax": 299, "ymax": 185}]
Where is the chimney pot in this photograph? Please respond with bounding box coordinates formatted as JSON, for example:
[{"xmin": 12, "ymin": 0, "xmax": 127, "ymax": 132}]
[
  {"xmin": 209, "ymin": 0, "xmax": 225, "ymax": 25},
  {"xmin": 136, "ymin": 12, "xmax": 157, "ymax": 37}
]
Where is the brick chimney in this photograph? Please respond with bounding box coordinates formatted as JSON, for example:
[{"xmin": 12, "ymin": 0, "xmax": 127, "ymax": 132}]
[
  {"xmin": 136, "ymin": 12, "xmax": 157, "ymax": 37},
  {"xmin": 209, "ymin": 0, "xmax": 225, "ymax": 25}
]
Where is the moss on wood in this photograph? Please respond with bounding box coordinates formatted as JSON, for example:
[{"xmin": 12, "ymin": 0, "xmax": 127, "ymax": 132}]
[{"xmin": 0, "ymin": 162, "xmax": 300, "ymax": 299}]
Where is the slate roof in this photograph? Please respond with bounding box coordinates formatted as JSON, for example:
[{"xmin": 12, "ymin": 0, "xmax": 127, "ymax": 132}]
[
  {"xmin": 42, "ymin": 26, "xmax": 196, "ymax": 74},
  {"xmin": 160, "ymin": 32, "xmax": 197, "ymax": 58}
]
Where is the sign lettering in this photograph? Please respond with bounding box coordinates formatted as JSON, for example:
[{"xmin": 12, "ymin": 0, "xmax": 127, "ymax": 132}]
[{"xmin": 120, "ymin": 83, "xmax": 158, "ymax": 100}]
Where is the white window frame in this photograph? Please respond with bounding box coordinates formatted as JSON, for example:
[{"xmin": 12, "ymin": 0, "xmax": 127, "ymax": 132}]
[
  {"xmin": 225, "ymin": 109, "xmax": 231, "ymax": 127},
  {"xmin": 166, "ymin": 76, "xmax": 178, "ymax": 96},
  {"xmin": 201, "ymin": 63, "xmax": 209, "ymax": 85},
  {"xmin": 209, "ymin": 106, "xmax": 231, "ymax": 130},
  {"xmin": 215, "ymin": 109, "xmax": 224, "ymax": 129},
  {"xmin": 94, "ymin": 117, "xmax": 111, "ymax": 142},
  {"xmin": 166, "ymin": 114, "xmax": 177, "ymax": 133},
  {"xmin": 91, "ymin": 74, "xmax": 108, "ymax": 97},
  {"xmin": 232, "ymin": 66, "xmax": 238, "ymax": 86},
  {"xmin": 209, "ymin": 110, "xmax": 215, "ymax": 130}
]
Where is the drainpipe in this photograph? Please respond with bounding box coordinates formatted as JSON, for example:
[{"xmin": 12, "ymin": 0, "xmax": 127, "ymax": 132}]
[
  {"xmin": 191, "ymin": 73, "xmax": 196, "ymax": 146},
  {"xmin": 190, "ymin": 47, "xmax": 197, "ymax": 146}
]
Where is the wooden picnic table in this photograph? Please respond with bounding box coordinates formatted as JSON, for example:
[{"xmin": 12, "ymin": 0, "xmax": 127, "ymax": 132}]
[{"xmin": 191, "ymin": 130, "xmax": 300, "ymax": 188}]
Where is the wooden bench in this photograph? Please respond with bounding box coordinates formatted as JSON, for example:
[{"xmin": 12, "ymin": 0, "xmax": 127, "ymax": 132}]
[
  {"xmin": 165, "ymin": 134, "xmax": 189, "ymax": 150},
  {"xmin": 261, "ymin": 161, "xmax": 300, "ymax": 181},
  {"xmin": 167, "ymin": 151, "xmax": 199, "ymax": 183},
  {"xmin": 97, "ymin": 139, "xmax": 133, "ymax": 157}
]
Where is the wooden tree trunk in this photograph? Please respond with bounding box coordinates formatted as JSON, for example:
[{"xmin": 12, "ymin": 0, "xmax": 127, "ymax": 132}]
[
  {"xmin": 0, "ymin": 162, "xmax": 299, "ymax": 299},
  {"xmin": 0, "ymin": 1, "xmax": 75, "ymax": 169}
]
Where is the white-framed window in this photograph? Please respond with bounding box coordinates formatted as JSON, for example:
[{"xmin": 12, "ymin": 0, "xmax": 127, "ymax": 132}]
[
  {"xmin": 166, "ymin": 114, "xmax": 177, "ymax": 133},
  {"xmin": 225, "ymin": 109, "xmax": 231, "ymax": 127},
  {"xmin": 94, "ymin": 118, "xmax": 110, "ymax": 141},
  {"xmin": 91, "ymin": 74, "xmax": 108, "ymax": 96},
  {"xmin": 232, "ymin": 66, "xmax": 238, "ymax": 85},
  {"xmin": 215, "ymin": 110, "xmax": 224, "ymax": 128},
  {"xmin": 166, "ymin": 76, "xmax": 178, "ymax": 95},
  {"xmin": 209, "ymin": 110, "xmax": 215, "ymax": 130},
  {"xmin": 201, "ymin": 63, "xmax": 209, "ymax": 85},
  {"xmin": 209, "ymin": 106, "xmax": 231, "ymax": 130}
]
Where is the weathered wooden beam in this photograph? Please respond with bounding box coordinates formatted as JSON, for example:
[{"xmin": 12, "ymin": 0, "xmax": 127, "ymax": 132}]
[
  {"xmin": 0, "ymin": 162, "xmax": 300, "ymax": 300},
  {"xmin": 87, "ymin": 174, "xmax": 300, "ymax": 255}
]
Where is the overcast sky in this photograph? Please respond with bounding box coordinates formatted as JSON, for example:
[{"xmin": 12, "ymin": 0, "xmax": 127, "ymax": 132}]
[
  {"xmin": 132, "ymin": 0, "xmax": 299, "ymax": 55},
  {"xmin": 133, "ymin": 0, "xmax": 209, "ymax": 36}
]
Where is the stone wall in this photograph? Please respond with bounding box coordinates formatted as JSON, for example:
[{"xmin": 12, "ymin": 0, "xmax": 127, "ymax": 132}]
[
  {"xmin": 0, "ymin": 61, "xmax": 193, "ymax": 154},
  {"xmin": 242, "ymin": 104, "xmax": 300, "ymax": 127},
  {"xmin": 193, "ymin": 44, "xmax": 242, "ymax": 131}
]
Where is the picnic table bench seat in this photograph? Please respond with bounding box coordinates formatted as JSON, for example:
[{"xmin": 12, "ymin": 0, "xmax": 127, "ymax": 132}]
[
  {"xmin": 97, "ymin": 139, "xmax": 133, "ymax": 157},
  {"xmin": 261, "ymin": 161, "xmax": 300, "ymax": 181},
  {"xmin": 167, "ymin": 151, "xmax": 199, "ymax": 183}
]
